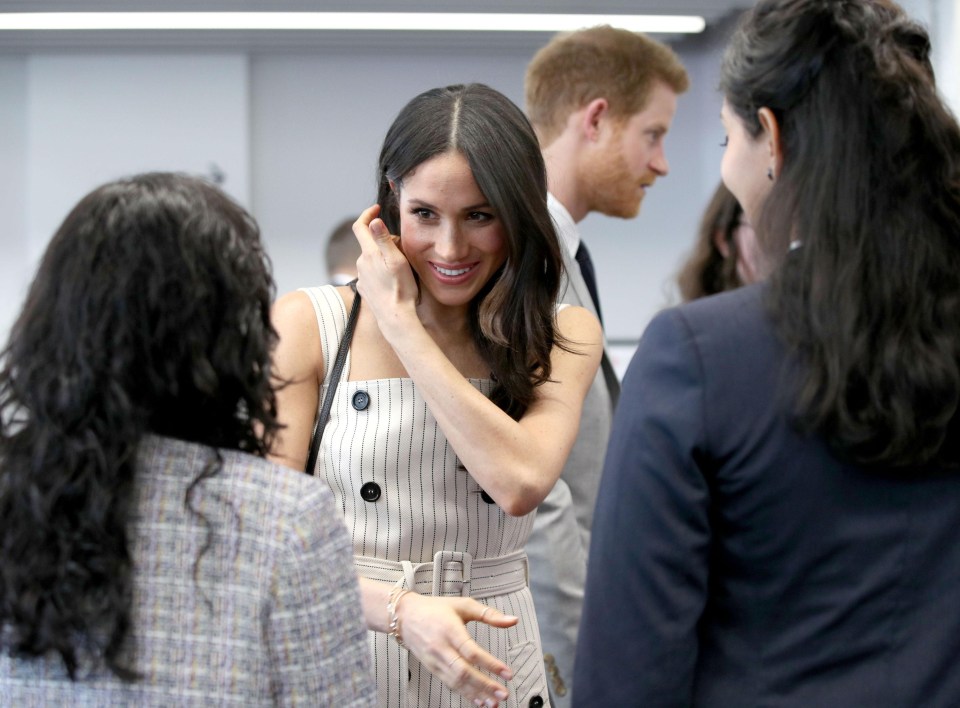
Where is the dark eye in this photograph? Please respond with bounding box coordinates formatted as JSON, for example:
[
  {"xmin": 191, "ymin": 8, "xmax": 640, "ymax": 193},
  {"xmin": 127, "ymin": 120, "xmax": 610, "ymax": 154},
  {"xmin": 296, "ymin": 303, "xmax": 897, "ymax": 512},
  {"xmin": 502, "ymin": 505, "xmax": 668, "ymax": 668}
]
[
  {"xmin": 467, "ymin": 211, "xmax": 493, "ymax": 222},
  {"xmin": 412, "ymin": 208, "xmax": 434, "ymax": 219}
]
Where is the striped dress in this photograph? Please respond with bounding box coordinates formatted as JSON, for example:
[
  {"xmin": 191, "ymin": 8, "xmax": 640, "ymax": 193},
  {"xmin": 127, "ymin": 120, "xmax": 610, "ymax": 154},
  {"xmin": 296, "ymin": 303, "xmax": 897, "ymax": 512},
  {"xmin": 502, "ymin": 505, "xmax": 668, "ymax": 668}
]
[{"xmin": 302, "ymin": 285, "xmax": 550, "ymax": 708}]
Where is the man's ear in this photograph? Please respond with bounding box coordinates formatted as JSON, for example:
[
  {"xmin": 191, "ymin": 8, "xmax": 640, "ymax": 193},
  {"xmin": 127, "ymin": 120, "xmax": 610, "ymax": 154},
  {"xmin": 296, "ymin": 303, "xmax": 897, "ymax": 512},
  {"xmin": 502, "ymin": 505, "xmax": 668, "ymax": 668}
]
[
  {"xmin": 757, "ymin": 107, "xmax": 783, "ymax": 178},
  {"xmin": 580, "ymin": 98, "xmax": 610, "ymax": 142}
]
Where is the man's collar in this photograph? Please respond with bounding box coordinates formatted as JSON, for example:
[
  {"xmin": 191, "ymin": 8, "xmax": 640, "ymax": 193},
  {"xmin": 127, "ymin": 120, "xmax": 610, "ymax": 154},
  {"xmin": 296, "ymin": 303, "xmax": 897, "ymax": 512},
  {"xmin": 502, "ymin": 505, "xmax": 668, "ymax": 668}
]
[{"xmin": 547, "ymin": 192, "xmax": 580, "ymax": 256}]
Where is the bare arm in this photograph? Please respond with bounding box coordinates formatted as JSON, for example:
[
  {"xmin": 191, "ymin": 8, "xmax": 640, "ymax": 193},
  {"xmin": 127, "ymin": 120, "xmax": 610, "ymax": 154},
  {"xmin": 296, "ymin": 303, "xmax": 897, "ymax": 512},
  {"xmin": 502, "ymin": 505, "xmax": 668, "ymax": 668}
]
[
  {"xmin": 268, "ymin": 289, "xmax": 328, "ymax": 471},
  {"xmin": 354, "ymin": 205, "xmax": 603, "ymax": 516}
]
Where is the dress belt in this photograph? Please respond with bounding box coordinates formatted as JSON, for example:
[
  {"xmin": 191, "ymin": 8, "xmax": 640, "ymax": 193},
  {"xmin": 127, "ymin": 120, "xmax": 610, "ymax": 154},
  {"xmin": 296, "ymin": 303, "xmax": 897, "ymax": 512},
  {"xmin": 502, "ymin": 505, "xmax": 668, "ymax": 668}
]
[{"xmin": 355, "ymin": 549, "xmax": 529, "ymax": 599}]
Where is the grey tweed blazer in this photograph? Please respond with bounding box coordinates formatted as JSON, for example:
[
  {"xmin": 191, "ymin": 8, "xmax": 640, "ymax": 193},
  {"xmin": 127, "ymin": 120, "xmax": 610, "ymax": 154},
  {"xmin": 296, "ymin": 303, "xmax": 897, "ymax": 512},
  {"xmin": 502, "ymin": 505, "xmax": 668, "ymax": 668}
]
[{"xmin": 0, "ymin": 435, "xmax": 375, "ymax": 706}]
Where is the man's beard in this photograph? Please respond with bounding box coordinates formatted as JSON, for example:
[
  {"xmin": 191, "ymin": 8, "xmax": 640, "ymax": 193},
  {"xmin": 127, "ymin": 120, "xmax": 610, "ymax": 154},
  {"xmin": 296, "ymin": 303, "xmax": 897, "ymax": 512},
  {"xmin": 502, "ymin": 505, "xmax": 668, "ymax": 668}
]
[{"xmin": 580, "ymin": 146, "xmax": 646, "ymax": 219}]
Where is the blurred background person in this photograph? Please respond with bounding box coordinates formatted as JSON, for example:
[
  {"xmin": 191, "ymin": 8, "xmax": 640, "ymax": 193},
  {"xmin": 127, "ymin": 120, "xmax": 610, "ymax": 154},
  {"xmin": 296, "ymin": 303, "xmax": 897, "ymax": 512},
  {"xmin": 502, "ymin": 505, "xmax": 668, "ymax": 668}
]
[
  {"xmin": 677, "ymin": 181, "xmax": 762, "ymax": 301},
  {"xmin": 576, "ymin": 0, "xmax": 960, "ymax": 705},
  {"xmin": 0, "ymin": 173, "xmax": 374, "ymax": 706},
  {"xmin": 326, "ymin": 215, "xmax": 362, "ymax": 285}
]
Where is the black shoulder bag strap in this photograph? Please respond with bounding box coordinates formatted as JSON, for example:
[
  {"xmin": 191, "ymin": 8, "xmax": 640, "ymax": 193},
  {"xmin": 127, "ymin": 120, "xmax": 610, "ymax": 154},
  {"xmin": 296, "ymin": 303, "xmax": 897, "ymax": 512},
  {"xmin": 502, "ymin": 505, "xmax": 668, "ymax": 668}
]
[{"xmin": 304, "ymin": 282, "xmax": 361, "ymax": 474}]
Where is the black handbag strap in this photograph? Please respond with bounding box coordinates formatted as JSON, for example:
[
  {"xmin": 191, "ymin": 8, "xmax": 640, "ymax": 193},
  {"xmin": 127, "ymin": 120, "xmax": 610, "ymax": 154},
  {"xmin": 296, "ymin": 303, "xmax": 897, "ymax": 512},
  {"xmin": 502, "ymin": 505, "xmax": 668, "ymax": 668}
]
[{"xmin": 304, "ymin": 282, "xmax": 361, "ymax": 474}]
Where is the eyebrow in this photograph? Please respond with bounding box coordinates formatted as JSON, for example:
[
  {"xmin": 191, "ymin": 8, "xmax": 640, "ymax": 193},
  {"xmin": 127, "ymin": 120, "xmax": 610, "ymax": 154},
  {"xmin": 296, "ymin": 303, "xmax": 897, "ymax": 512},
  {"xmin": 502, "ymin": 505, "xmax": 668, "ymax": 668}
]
[{"xmin": 407, "ymin": 198, "xmax": 492, "ymax": 212}]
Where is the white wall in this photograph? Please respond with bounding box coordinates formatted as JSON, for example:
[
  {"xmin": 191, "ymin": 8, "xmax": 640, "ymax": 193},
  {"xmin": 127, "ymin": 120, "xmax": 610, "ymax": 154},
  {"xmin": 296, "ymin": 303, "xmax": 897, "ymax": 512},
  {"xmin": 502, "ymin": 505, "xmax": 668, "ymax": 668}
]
[
  {"xmin": 25, "ymin": 53, "xmax": 250, "ymax": 261},
  {"xmin": 0, "ymin": 56, "xmax": 27, "ymax": 342},
  {"xmin": 0, "ymin": 54, "xmax": 250, "ymax": 345}
]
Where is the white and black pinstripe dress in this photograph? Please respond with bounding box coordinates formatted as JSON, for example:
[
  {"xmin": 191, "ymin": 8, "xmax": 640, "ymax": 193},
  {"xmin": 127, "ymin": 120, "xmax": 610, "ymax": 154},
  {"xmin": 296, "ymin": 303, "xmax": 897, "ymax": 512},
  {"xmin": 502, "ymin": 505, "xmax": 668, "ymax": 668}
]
[{"xmin": 302, "ymin": 285, "xmax": 550, "ymax": 708}]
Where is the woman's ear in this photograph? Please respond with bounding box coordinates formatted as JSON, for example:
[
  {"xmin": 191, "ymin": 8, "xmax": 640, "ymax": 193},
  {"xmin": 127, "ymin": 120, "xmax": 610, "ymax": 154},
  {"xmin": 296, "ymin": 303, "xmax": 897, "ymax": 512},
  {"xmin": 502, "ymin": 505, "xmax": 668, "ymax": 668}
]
[
  {"xmin": 757, "ymin": 107, "xmax": 783, "ymax": 179},
  {"xmin": 712, "ymin": 228, "xmax": 733, "ymax": 259}
]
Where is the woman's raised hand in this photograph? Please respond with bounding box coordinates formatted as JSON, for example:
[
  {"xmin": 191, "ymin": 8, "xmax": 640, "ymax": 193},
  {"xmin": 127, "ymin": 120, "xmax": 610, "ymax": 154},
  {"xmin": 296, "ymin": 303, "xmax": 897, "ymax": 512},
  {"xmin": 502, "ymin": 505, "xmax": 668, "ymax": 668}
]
[
  {"xmin": 396, "ymin": 591, "xmax": 519, "ymax": 707},
  {"xmin": 352, "ymin": 204, "xmax": 418, "ymax": 330}
]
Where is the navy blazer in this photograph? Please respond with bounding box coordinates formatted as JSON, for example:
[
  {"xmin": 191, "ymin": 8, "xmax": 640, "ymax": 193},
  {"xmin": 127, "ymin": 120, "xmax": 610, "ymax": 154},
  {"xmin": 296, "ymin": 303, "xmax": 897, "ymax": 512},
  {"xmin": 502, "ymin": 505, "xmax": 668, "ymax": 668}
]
[{"xmin": 574, "ymin": 284, "xmax": 960, "ymax": 707}]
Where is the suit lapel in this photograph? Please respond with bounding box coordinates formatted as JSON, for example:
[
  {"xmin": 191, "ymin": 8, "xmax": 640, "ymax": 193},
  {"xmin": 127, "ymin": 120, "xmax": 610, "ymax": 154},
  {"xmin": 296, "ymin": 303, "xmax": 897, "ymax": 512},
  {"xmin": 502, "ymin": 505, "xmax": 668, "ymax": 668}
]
[{"xmin": 560, "ymin": 242, "xmax": 621, "ymax": 407}]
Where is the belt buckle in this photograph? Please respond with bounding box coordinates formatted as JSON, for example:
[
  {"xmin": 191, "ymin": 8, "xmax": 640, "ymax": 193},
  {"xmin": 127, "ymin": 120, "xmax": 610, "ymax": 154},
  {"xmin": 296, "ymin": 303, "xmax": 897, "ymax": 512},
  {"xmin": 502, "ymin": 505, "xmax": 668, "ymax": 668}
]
[{"xmin": 432, "ymin": 550, "xmax": 472, "ymax": 597}]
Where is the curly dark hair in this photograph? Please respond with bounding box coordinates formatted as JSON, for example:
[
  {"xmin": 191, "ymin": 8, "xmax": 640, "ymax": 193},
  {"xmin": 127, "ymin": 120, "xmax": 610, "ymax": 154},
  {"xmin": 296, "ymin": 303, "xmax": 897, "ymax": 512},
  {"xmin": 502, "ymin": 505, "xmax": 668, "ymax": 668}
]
[
  {"xmin": 0, "ymin": 172, "xmax": 281, "ymax": 678},
  {"xmin": 721, "ymin": 0, "xmax": 960, "ymax": 468},
  {"xmin": 377, "ymin": 83, "xmax": 566, "ymax": 419}
]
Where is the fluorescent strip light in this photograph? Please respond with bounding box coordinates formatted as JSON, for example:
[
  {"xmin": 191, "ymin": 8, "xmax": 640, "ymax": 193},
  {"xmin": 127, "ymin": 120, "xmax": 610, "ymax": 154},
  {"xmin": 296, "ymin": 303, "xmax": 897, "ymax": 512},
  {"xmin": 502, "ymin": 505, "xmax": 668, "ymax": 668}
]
[{"xmin": 0, "ymin": 12, "xmax": 706, "ymax": 34}]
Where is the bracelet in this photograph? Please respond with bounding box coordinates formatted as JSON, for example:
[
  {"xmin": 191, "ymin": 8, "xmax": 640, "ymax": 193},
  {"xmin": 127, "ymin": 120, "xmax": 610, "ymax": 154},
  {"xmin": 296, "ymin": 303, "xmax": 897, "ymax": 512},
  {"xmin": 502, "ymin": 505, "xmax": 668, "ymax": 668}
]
[{"xmin": 387, "ymin": 583, "xmax": 411, "ymax": 647}]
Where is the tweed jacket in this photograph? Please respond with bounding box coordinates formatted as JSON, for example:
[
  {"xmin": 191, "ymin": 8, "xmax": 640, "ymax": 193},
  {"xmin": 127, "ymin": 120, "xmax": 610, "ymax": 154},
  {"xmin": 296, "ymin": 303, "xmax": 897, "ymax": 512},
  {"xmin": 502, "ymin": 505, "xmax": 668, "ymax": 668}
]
[{"xmin": 0, "ymin": 435, "xmax": 375, "ymax": 707}]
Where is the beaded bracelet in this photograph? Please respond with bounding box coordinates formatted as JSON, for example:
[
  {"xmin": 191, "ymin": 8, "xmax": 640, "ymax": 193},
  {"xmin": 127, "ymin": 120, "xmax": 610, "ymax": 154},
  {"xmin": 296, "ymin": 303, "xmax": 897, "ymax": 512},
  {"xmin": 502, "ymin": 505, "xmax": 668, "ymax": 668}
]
[{"xmin": 387, "ymin": 583, "xmax": 410, "ymax": 647}]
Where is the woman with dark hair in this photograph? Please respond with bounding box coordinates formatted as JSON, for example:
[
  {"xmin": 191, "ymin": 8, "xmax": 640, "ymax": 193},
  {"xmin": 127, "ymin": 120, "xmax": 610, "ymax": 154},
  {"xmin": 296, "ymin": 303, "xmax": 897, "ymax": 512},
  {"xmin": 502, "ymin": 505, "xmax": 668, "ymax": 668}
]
[
  {"xmin": 676, "ymin": 181, "xmax": 762, "ymax": 301},
  {"xmin": 576, "ymin": 1, "xmax": 960, "ymax": 705},
  {"xmin": 0, "ymin": 173, "xmax": 374, "ymax": 705},
  {"xmin": 272, "ymin": 84, "xmax": 601, "ymax": 707}
]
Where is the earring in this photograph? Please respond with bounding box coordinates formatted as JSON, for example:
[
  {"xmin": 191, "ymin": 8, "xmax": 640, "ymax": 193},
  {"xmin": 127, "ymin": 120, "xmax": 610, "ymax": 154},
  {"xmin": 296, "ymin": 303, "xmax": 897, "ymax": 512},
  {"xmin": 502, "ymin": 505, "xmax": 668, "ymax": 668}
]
[{"xmin": 767, "ymin": 167, "xmax": 774, "ymax": 181}]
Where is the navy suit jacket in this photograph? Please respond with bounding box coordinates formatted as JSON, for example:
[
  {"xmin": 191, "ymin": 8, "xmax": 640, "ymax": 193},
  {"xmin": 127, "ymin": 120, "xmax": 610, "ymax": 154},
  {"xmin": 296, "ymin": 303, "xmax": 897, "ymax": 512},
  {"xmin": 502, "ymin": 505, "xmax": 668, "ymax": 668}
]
[{"xmin": 574, "ymin": 284, "xmax": 960, "ymax": 707}]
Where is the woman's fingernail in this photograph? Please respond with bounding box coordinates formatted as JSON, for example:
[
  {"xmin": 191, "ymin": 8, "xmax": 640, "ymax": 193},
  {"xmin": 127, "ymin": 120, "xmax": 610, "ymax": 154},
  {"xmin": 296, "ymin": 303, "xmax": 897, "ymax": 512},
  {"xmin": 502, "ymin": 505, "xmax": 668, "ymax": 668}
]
[
  {"xmin": 499, "ymin": 669, "xmax": 513, "ymax": 680},
  {"xmin": 495, "ymin": 688, "xmax": 509, "ymax": 699}
]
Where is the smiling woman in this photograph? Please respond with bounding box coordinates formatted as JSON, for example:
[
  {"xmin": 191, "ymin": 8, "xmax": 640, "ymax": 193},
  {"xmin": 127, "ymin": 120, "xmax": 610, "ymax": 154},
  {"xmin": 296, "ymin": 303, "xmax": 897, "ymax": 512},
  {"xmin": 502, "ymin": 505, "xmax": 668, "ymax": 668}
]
[
  {"xmin": 269, "ymin": 83, "xmax": 602, "ymax": 708},
  {"xmin": 392, "ymin": 150, "xmax": 507, "ymax": 310}
]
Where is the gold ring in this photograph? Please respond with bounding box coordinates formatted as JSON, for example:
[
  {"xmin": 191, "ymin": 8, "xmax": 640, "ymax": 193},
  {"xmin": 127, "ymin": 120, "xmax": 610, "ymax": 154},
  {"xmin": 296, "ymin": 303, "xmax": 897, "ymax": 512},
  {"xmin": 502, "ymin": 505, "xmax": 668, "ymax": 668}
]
[
  {"xmin": 448, "ymin": 655, "xmax": 462, "ymax": 668},
  {"xmin": 479, "ymin": 607, "xmax": 491, "ymax": 622}
]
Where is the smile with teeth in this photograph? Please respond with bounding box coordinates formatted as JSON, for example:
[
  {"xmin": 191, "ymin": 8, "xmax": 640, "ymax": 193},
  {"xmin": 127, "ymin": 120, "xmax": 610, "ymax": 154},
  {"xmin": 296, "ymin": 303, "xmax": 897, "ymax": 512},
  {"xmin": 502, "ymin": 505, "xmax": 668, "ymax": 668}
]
[{"xmin": 432, "ymin": 263, "xmax": 475, "ymax": 277}]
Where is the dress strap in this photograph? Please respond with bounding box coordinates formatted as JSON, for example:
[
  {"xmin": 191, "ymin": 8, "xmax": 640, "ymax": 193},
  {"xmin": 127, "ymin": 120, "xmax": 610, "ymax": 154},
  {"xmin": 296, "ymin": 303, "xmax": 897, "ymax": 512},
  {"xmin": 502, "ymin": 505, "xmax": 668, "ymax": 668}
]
[{"xmin": 300, "ymin": 284, "xmax": 352, "ymax": 384}]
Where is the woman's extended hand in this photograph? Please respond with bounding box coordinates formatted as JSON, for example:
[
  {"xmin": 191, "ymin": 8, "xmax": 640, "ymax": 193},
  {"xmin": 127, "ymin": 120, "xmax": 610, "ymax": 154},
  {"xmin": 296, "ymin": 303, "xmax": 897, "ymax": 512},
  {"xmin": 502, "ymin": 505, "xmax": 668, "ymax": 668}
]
[{"xmin": 396, "ymin": 592, "xmax": 518, "ymax": 707}]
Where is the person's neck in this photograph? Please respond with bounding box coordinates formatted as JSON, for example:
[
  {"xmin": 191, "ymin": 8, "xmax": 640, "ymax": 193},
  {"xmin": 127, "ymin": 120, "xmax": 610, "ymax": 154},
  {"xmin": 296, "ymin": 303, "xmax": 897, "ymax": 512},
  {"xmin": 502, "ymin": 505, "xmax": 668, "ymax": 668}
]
[
  {"xmin": 542, "ymin": 138, "xmax": 588, "ymax": 223},
  {"xmin": 415, "ymin": 295, "xmax": 471, "ymax": 340}
]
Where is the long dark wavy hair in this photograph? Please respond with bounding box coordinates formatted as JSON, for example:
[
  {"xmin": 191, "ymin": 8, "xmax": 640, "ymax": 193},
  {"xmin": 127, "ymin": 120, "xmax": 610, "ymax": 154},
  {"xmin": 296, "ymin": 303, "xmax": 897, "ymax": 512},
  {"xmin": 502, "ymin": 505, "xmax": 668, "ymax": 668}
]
[
  {"xmin": 0, "ymin": 173, "xmax": 281, "ymax": 678},
  {"xmin": 677, "ymin": 182, "xmax": 747, "ymax": 301},
  {"xmin": 721, "ymin": 0, "xmax": 960, "ymax": 468},
  {"xmin": 377, "ymin": 83, "xmax": 565, "ymax": 419}
]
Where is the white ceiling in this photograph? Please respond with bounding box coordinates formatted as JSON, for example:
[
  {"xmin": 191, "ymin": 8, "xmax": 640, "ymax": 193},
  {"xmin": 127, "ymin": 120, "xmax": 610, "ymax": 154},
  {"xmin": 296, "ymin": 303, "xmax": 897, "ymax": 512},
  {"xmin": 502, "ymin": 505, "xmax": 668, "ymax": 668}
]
[{"xmin": 0, "ymin": 0, "xmax": 754, "ymax": 51}]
